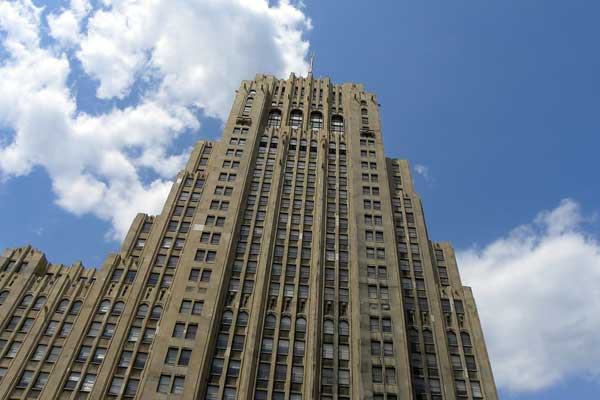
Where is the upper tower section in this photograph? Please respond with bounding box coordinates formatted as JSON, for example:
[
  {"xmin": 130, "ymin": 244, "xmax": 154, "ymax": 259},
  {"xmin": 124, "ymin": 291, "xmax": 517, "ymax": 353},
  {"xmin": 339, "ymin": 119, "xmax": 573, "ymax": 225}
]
[{"xmin": 230, "ymin": 73, "xmax": 382, "ymax": 144}]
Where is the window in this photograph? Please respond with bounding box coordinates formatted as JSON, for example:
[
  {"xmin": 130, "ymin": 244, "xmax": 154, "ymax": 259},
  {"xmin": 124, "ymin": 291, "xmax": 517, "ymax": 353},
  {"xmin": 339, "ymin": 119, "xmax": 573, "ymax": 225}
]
[
  {"xmin": 64, "ymin": 372, "xmax": 81, "ymax": 390},
  {"xmin": 56, "ymin": 299, "xmax": 69, "ymax": 313},
  {"xmin": 17, "ymin": 370, "xmax": 34, "ymax": 388},
  {"xmin": 147, "ymin": 273, "xmax": 160, "ymax": 286},
  {"xmin": 186, "ymin": 324, "xmax": 198, "ymax": 339},
  {"xmin": 385, "ymin": 367, "xmax": 396, "ymax": 384},
  {"xmin": 0, "ymin": 291, "xmax": 8, "ymax": 305},
  {"xmin": 44, "ymin": 320, "xmax": 58, "ymax": 335},
  {"xmin": 119, "ymin": 351, "xmax": 133, "ymax": 368},
  {"xmin": 372, "ymin": 366, "xmax": 383, "ymax": 383},
  {"xmin": 201, "ymin": 270, "xmax": 212, "ymax": 282},
  {"xmin": 179, "ymin": 300, "xmax": 192, "ymax": 314},
  {"xmin": 19, "ymin": 294, "xmax": 33, "ymax": 308},
  {"xmin": 81, "ymin": 373, "xmax": 96, "ymax": 392},
  {"xmin": 98, "ymin": 299, "xmax": 111, "ymax": 314},
  {"xmin": 243, "ymin": 96, "xmax": 253, "ymax": 115},
  {"xmin": 128, "ymin": 327, "xmax": 141, "ymax": 342},
  {"xmin": 124, "ymin": 378, "xmax": 139, "ymax": 397},
  {"xmin": 171, "ymin": 322, "xmax": 185, "ymax": 338},
  {"xmin": 172, "ymin": 376, "xmax": 185, "ymax": 394},
  {"xmin": 289, "ymin": 110, "xmax": 303, "ymax": 128},
  {"xmin": 371, "ymin": 341, "xmax": 381, "ymax": 356},
  {"xmin": 125, "ymin": 271, "xmax": 136, "ymax": 283},
  {"xmin": 309, "ymin": 111, "xmax": 323, "ymax": 130},
  {"xmin": 46, "ymin": 346, "xmax": 61, "ymax": 362},
  {"xmin": 33, "ymin": 372, "xmax": 49, "ymax": 390},
  {"xmin": 161, "ymin": 275, "xmax": 173, "ymax": 288},
  {"xmin": 237, "ymin": 311, "xmax": 249, "ymax": 327},
  {"xmin": 157, "ymin": 375, "xmax": 170, "ymax": 393},
  {"xmin": 102, "ymin": 323, "xmax": 116, "ymax": 338},
  {"xmin": 179, "ymin": 349, "xmax": 192, "ymax": 366},
  {"xmin": 339, "ymin": 320, "xmax": 350, "ymax": 336},
  {"xmin": 267, "ymin": 109, "xmax": 282, "ymax": 128},
  {"xmin": 32, "ymin": 296, "xmax": 46, "ymax": 310},
  {"xmin": 455, "ymin": 379, "xmax": 467, "ymax": 396},
  {"xmin": 165, "ymin": 347, "xmax": 178, "ymax": 365},
  {"xmin": 382, "ymin": 318, "xmax": 392, "ymax": 333},
  {"xmin": 331, "ymin": 115, "xmax": 344, "ymax": 132},
  {"xmin": 136, "ymin": 304, "xmax": 149, "ymax": 318},
  {"xmin": 32, "ymin": 344, "xmax": 47, "ymax": 361},
  {"xmin": 151, "ymin": 305, "xmax": 163, "ymax": 320},
  {"xmin": 92, "ymin": 348, "xmax": 106, "ymax": 364},
  {"xmin": 339, "ymin": 344, "xmax": 350, "ymax": 360},
  {"xmin": 134, "ymin": 352, "xmax": 148, "ymax": 369},
  {"xmin": 471, "ymin": 381, "xmax": 483, "ymax": 398},
  {"xmin": 323, "ymin": 343, "xmax": 333, "ymax": 360},
  {"xmin": 20, "ymin": 317, "xmax": 34, "ymax": 333},
  {"xmin": 112, "ymin": 301, "xmax": 125, "ymax": 316},
  {"xmin": 6, "ymin": 341, "xmax": 21, "ymax": 358},
  {"xmin": 384, "ymin": 341, "xmax": 394, "ymax": 357},
  {"xmin": 108, "ymin": 377, "xmax": 124, "ymax": 395},
  {"xmin": 143, "ymin": 327, "xmax": 156, "ymax": 343},
  {"xmin": 60, "ymin": 322, "xmax": 73, "ymax": 337}
]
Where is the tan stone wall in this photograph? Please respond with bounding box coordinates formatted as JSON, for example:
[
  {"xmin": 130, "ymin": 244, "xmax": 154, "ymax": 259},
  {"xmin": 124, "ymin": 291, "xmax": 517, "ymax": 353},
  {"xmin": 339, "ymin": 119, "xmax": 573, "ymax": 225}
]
[{"xmin": 0, "ymin": 73, "xmax": 497, "ymax": 400}]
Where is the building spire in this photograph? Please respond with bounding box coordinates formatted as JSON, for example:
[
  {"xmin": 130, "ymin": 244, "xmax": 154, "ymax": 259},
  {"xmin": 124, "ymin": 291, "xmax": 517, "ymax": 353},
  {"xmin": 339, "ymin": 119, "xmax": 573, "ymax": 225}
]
[{"xmin": 308, "ymin": 52, "xmax": 315, "ymax": 77}]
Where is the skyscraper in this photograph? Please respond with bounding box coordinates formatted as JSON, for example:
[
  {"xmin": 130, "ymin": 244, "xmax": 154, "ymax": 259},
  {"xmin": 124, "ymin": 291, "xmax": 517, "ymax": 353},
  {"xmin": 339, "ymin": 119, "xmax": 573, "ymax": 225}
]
[{"xmin": 0, "ymin": 72, "xmax": 498, "ymax": 400}]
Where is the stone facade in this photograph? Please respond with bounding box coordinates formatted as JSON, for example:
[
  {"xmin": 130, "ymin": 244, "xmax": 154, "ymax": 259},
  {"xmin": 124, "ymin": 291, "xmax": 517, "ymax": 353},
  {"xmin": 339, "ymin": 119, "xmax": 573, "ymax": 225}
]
[{"xmin": 0, "ymin": 73, "xmax": 498, "ymax": 400}]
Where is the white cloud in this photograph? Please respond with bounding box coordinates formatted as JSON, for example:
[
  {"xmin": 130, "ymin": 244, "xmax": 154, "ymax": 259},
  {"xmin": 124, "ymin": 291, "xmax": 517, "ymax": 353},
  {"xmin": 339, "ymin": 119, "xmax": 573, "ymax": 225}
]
[
  {"xmin": 458, "ymin": 199, "xmax": 600, "ymax": 392},
  {"xmin": 414, "ymin": 163, "xmax": 432, "ymax": 183},
  {"xmin": 77, "ymin": 0, "xmax": 311, "ymax": 115},
  {"xmin": 0, "ymin": 0, "xmax": 311, "ymax": 239}
]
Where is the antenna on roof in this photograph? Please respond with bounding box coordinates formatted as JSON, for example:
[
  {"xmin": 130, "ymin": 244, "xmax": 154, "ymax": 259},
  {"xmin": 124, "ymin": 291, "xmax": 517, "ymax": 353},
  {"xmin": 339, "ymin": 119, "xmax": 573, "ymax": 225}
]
[{"xmin": 308, "ymin": 52, "xmax": 315, "ymax": 77}]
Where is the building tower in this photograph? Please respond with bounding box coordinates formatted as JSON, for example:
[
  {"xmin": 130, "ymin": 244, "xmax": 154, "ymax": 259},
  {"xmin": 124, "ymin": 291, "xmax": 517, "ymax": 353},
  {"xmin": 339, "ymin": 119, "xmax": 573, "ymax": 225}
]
[{"xmin": 0, "ymin": 73, "xmax": 498, "ymax": 400}]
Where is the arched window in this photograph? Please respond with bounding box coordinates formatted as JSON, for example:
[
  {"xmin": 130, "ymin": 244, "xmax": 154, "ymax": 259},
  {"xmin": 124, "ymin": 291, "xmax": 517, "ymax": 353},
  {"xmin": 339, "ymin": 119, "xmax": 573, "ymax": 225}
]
[
  {"xmin": 409, "ymin": 328, "xmax": 420, "ymax": 344},
  {"xmin": 150, "ymin": 305, "xmax": 163, "ymax": 320},
  {"xmin": 112, "ymin": 301, "xmax": 125, "ymax": 316},
  {"xmin": 361, "ymin": 108, "xmax": 369, "ymax": 126},
  {"xmin": 289, "ymin": 110, "xmax": 303, "ymax": 129},
  {"xmin": 237, "ymin": 312, "xmax": 249, "ymax": 327},
  {"xmin": 460, "ymin": 332, "xmax": 472, "ymax": 348},
  {"xmin": 447, "ymin": 331, "xmax": 458, "ymax": 346},
  {"xmin": 280, "ymin": 316, "xmax": 292, "ymax": 331},
  {"xmin": 331, "ymin": 115, "xmax": 344, "ymax": 132},
  {"xmin": 339, "ymin": 320, "xmax": 349, "ymax": 336},
  {"xmin": 136, "ymin": 304, "xmax": 149, "ymax": 318},
  {"xmin": 267, "ymin": 110, "xmax": 282, "ymax": 128},
  {"xmin": 222, "ymin": 310, "xmax": 234, "ymax": 326},
  {"xmin": 0, "ymin": 290, "xmax": 9, "ymax": 305},
  {"xmin": 296, "ymin": 317, "xmax": 307, "ymax": 333},
  {"xmin": 323, "ymin": 319, "xmax": 334, "ymax": 335},
  {"xmin": 243, "ymin": 96, "xmax": 254, "ymax": 116},
  {"xmin": 19, "ymin": 294, "xmax": 33, "ymax": 308},
  {"xmin": 98, "ymin": 299, "xmax": 111, "ymax": 314},
  {"xmin": 265, "ymin": 314, "xmax": 276, "ymax": 329},
  {"xmin": 309, "ymin": 111, "xmax": 323, "ymax": 130},
  {"xmin": 56, "ymin": 299, "xmax": 69, "ymax": 314},
  {"xmin": 32, "ymin": 296, "xmax": 46, "ymax": 310},
  {"xmin": 69, "ymin": 300, "xmax": 82, "ymax": 315}
]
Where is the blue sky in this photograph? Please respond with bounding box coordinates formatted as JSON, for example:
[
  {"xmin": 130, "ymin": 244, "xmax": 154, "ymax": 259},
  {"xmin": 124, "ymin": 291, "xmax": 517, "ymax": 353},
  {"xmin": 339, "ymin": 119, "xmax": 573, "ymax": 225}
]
[{"xmin": 1, "ymin": 1, "xmax": 600, "ymax": 398}]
